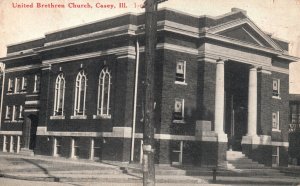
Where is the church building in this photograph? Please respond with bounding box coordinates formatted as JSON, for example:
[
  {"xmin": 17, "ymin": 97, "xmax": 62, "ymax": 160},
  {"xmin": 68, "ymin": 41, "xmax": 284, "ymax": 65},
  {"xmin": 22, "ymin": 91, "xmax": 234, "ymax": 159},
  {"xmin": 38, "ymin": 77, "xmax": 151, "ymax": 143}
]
[{"xmin": 0, "ymin": 8, "xmax": 298, "ymax": 167}]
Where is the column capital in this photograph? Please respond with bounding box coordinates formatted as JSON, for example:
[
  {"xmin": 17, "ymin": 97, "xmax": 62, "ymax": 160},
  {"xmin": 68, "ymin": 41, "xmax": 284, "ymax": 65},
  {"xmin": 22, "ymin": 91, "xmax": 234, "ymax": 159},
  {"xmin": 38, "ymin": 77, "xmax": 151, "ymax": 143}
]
[
  {"xmin": 249, "ymin": 65, "xmax": 260, "ymax": 70},
  {"xmin": 216, "ymin": 58, "xmax": 227, "ymax": 64}
]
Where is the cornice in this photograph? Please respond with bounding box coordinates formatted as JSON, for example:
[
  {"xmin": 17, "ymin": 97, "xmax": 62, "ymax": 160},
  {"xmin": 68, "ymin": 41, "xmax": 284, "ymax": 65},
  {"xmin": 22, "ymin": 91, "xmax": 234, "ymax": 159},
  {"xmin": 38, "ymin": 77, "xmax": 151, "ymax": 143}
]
[
  {"xmin": 0, "ymin": 53, "xmax": 38, "ymax": 62},
  {"xmin": 42, "ymin": 46, "xmax": 135, "ymax": 65},
  {"xmin": 44, "ymin": 24, "xmax": 138, "ymax": 47},
  {"xmin": 5, "ymin": 64, "xmax": 43, "ymax": 73}
]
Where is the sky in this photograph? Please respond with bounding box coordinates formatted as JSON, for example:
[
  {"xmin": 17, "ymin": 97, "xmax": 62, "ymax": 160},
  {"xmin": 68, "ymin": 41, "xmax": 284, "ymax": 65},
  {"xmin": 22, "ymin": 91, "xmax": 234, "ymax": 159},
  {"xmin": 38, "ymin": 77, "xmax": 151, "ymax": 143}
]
[{"xmin": 0, "ymin": 0, "xmax": 300, "ymax": 92}]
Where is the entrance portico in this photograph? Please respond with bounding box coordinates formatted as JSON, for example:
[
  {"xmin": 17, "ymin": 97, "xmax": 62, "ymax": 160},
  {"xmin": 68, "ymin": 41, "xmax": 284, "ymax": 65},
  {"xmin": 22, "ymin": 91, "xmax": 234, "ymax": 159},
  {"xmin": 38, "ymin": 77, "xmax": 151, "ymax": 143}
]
[{"xmin": 213, "ymin": 58, "xmax": 265, "ymax": 147}]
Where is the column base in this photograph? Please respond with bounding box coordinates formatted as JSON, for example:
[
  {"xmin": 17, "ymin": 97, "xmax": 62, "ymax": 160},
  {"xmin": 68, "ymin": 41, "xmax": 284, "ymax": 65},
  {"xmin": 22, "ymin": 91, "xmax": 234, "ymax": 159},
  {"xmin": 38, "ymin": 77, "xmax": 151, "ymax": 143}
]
[{"xmin": 215, "ymin": 132, "xmax": 228, "ymax": 143}]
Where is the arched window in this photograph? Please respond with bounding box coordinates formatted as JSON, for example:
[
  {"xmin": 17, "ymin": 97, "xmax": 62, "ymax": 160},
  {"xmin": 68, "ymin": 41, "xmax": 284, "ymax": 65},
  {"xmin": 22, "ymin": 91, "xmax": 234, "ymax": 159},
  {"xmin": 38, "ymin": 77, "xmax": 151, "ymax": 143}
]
[
  {"xmin": 97, "ymin": 67, "xmax": 111, "ymax": 117},
  {"xmin": 54, "ymin": 73, "xmax": 65, "ymax": 116},
  {"xmin": 74, "ymin": 70, "xmax": 87, "ymax": 116}
]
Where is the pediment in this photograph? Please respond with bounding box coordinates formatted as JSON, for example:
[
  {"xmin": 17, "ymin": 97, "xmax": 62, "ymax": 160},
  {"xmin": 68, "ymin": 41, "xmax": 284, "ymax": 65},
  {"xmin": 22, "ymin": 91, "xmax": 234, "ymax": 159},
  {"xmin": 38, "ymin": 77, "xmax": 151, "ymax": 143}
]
[{"xmin": 207, "ymin": 19, "xmax": 283, "ymax": 51}]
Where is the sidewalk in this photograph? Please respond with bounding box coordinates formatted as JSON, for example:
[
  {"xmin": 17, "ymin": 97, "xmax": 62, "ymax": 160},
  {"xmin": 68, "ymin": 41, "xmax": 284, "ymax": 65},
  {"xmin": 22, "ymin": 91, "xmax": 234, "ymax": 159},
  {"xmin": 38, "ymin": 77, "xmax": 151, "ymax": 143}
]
[
  {"xmin": 0, "ymin": 152, "xmax": 212, "ymax": 185},
  {"xmin": 1, "ymin": 152, "xmax": 300, "ymax": 185}
]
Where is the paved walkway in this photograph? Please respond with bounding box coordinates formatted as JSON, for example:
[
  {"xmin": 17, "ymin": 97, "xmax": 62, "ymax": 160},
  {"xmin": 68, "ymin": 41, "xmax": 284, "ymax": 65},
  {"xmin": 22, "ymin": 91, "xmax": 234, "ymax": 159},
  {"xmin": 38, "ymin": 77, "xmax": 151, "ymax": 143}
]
[{"xmin": 0, "ymin": 152, "xmax": 300, "ymax": 185}]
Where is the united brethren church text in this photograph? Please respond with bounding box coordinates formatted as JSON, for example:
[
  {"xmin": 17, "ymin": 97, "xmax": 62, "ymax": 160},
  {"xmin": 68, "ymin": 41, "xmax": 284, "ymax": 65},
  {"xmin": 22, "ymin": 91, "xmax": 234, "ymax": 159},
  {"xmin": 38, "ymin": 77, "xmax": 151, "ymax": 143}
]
[{"xmin": 11, "ymin": 2, "xmax": 117, "ymax": 9}]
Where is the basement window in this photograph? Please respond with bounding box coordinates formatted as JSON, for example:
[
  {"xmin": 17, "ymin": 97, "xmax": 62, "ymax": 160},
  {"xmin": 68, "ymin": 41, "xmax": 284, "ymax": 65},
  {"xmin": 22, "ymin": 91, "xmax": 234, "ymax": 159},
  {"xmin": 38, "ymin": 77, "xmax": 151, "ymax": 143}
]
[
  {"xmin": 171, "ymin": 141, "xmax": 183, "ymax": 165},
  {"xmin": 272, "ymin": 146, "xmax": 279, "ymax": 167},
  {"xmin": 53, "ymin": 137, "xmax": 62, "ymax": 157}
]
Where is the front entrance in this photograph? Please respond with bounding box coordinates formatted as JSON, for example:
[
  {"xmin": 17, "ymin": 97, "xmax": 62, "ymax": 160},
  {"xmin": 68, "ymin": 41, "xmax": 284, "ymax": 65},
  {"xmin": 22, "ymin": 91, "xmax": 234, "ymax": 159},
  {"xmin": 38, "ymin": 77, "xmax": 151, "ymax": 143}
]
[
  {"xmin": 225, "ymin": 61, "xmax": 249, "ymax": 151},
  {"xmin": 22, "ymin": 114, "xmax": 38, "ymax": 150}
]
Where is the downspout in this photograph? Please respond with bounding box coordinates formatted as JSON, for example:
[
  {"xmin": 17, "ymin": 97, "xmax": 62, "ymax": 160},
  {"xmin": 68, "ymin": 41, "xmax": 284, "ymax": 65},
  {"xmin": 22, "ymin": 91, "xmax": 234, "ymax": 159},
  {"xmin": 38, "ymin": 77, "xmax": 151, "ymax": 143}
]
[
  {"xmin": 131, "ymin": 39, "xmax": 140, "ymax": 162},
  {"xmin": 0, "ymin": 63, "xmax": 5, "ymax": 129}
]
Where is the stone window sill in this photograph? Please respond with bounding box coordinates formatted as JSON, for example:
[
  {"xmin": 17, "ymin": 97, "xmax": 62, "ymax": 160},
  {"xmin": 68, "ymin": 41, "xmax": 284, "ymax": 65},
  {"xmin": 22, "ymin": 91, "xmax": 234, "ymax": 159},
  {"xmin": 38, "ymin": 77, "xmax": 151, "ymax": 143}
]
[
  {"xmin": 6, "ymin": 92, "xmax": 27, "ymax": 95},
  {"xmin": 50, "ymin": 115, "xmax": 65, "ymax": 120},
  {"xmin": 70, "ymin": 115, "xmax": 87, "ymax": 119},
  {"xmin": 272, "ymin": 129, "xmax": 281, "ymax": 132},
  {"xmin": 93, "ymin": 115, "xmax": 111, "ymax": 119},
  {"xmin": 173, "ymin": 120, "xmax": 186, "ymax": 124},
  {"xmin": 4, "ymin": 120, "xmax": 23, "ymax": 123},
  {"xmin": 272, "ymin": 96, "xmax": 281, "ymax": 100},
  {"xmin": 175, "ymin": 81, "xmax": 187, "ymax": 85}
]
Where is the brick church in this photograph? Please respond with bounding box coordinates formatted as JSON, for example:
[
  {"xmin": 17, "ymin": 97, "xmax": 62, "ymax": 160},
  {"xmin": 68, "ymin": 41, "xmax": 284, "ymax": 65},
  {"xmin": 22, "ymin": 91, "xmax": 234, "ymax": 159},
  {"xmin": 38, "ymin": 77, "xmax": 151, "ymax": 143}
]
[{"xmin": 0, "ymin": 8, "xmax": 298, "ymax": 167}]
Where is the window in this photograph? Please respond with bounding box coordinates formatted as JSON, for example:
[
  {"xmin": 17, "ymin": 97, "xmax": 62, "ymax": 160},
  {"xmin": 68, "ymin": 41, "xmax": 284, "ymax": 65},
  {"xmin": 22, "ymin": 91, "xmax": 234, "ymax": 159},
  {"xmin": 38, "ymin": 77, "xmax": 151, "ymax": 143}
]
[
  {"xmin": 12, "ymin": 105, "xmax": 18, "ymax": 121},
  {"xmin": 5, "ymin": 106, "xmax": 11, "ymax": 119},
  {"xmin": 272, "ymin": 111, "xmax": 280, "ymax": 131},
  {"xmin": 21, "ymin": 77, "xmax": 27, "ymax": 91},
  {"xmin": 97, "ymin": 67, "xmax": 111, "ymax": 118},
  {"xmin": 71, "ymin": 138, "xmax": 80, "ymax": 158},
  {"xmin": 7, "ymin": 78, "xmax": 14, "ymax": 92},
  {"xmin": 175, "ymin": 60, "xmax": 186, "ymax": 83},
  {"xmin": 272, "ymin": 146, "xmax": 279, "ymax": 167},
  {"xmin": 90, "ymin": 138, "xmax": 102, "ymax": 160},
  {"xmin": 53, "ymin": 137, "xmax": 62, "ymax": 156},
  {"xmin": 174, "ymin": 98, "xmax": 184, "ymax": 121},
  {"xmin": 171, "ymin": 141, "xmax": 183, "ymax": 165},
  {"xmin": 19, "ymin": 105, "xmax": 23, "ymax": 119},
  {"xmin": 54, "ymin": 73, "xmax": 65, "ymax": 116},
  {"xmin": 272, "ymin": 79, "xmax": 280, "ymax": 98},
  {"xmin": 14, "ymin": 77, "xmax": 21, "ymax": 93},
  {"xmin": 34, "ymin": 75, "xmax": 40, "ymax": 92},
  {"xmin": 74, "ymin": 70, "xmax": 87, "ymax": 116}
]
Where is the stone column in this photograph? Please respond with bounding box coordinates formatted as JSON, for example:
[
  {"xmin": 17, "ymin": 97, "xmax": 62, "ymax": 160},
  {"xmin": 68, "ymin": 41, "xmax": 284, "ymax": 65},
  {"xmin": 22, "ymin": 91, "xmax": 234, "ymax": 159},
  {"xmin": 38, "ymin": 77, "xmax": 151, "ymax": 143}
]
[
  {"xmin": 247, "ymin": 66, "xmax": 258, "ymax": 136},
  {"xmin": 214, "ymin": 59, "xmax": 226, "ymax": 136}
]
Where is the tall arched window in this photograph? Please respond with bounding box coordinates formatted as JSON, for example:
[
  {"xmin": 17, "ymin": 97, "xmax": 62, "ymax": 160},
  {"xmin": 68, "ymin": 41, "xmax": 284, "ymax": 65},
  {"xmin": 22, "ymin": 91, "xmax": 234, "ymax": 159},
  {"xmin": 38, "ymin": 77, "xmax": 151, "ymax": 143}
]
[
  {"xmin": 74, "ymin": 70, "xmax": 87, "ymax": 116},
  {"xmin": 97, "ymin": 67, "xmax": 111, "ymax": 117},
  {"xmin": 54, "ymin": 73, "xmax": 65, "ymax": 116}
]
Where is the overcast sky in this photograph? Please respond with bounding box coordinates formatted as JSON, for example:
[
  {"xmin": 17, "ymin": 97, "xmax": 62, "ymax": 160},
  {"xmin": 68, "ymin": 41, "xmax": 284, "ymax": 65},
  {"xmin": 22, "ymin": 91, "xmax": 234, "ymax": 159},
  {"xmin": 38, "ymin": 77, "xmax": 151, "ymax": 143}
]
[{"xmin": 0, "ymin": 0, "xmax": 300, "ymax": 92}]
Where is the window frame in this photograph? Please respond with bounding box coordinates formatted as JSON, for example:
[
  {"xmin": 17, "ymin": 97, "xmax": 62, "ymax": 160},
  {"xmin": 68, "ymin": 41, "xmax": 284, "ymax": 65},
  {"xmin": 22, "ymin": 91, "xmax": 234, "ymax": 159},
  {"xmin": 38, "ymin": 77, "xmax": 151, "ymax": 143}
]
[
  {"xmin": 33, "ymin": 74, "xmax": 40, "ymax": 93},
  {"xmin": 19, "ymin": 105, "xmax": 23, "ymax": 119},
  {"xmin": 272, "ymin": 146, "xmax": 280, "ymax": 167},
  {"xmin": 272, "ymin": 111, "xmax": 280, "ymax": 132},
  {"xmin": 175, "ymin": 60, "xmax": 187, "ymax": 85},
  {"xmin": 14, "ymin": 77, "xmax": 21, "ymax": 93},
  {"xmin": 21, "ymin": 77, "xmax": 28, "ymax": 91},
  {"xmin": 7, "ymin": 78, "xmax": 14, "ymax": 93},
  {"xmin": 5, "ymin": 106, "xmax": 11, "ymax": 120},
  {"xmin": 95, "ymin": 67, "xmax": 112, "ymax": 119},
  {"xmin": 53, "ymin": 73, "xmax": 66, "ymax": 117},
  {"xmin": 173, "ymin": 98, "xmax": 185, "ymax": 123},
  {"xmin": 272, "ymin": 78, "xmax": 281, "ymax": 99},
  {"xmin": 73, "ymin": 70, "xmax": 87, "ymax": 117}
]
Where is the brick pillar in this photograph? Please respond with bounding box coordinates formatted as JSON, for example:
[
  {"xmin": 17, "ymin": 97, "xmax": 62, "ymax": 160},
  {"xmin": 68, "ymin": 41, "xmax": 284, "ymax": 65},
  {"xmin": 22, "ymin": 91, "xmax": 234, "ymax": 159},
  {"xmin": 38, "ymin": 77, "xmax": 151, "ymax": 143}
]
[
  {"xmin": 113, "ymin": 55, "xmax": 135, "ymax": 128},
  {"xmin": 38, "ymin": 66, "xmax": 52, "ymax": 127}
]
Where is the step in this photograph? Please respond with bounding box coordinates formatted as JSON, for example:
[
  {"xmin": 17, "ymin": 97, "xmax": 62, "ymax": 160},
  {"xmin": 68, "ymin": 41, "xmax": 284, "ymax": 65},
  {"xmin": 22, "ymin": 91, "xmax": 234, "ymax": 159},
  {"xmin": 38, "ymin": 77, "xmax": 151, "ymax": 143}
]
[
  {"xmin": 227, "ymin": 158, "xmax": 254, "ymax": 163},
  {"xmin": 229, "ymin": 164, "xmax": 266, "ymax": 169}
]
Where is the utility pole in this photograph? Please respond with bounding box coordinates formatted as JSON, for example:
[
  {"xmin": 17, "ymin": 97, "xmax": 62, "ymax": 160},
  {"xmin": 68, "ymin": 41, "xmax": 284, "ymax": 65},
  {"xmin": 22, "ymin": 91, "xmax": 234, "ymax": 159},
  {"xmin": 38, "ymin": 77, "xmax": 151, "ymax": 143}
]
[{"xmin": 142, "ymin": 0, "xmax": 167, "ymax": 186}]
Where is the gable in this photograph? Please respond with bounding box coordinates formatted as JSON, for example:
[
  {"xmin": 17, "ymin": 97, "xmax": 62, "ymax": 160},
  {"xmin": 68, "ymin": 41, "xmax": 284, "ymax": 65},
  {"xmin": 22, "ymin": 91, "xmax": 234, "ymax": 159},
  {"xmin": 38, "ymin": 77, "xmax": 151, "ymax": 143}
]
[
  {"xmin": 207, "ymin": 19, "xmax": 283, "ymax": 51},
  {"xmin": 219, "ymin": 25, "xmax": 272, "ymax": 48}
]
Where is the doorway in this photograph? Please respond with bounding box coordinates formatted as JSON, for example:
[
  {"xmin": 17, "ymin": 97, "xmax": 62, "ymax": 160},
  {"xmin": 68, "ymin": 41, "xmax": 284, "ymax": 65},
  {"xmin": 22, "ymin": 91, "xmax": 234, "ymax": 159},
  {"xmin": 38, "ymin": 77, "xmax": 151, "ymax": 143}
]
[
  {"xmin": 225, "ymin": 61, "xmax": 249, "ymax": 151},
  {"xmin": 22, "ymin": 114, "xmax": 38, "ymax": 150}
]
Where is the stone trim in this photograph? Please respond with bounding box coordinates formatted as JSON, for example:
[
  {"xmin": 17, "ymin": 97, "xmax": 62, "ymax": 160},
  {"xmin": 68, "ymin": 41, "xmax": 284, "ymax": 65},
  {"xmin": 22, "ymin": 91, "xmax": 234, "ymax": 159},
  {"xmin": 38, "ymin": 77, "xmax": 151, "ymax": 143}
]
[
  {"xmin": 0, "ymin": 131, "xmax": 22, "ymax": 135},
  {"xmin": 36, "ymin": 127, "xmax": 224, "ymax": 142}
]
